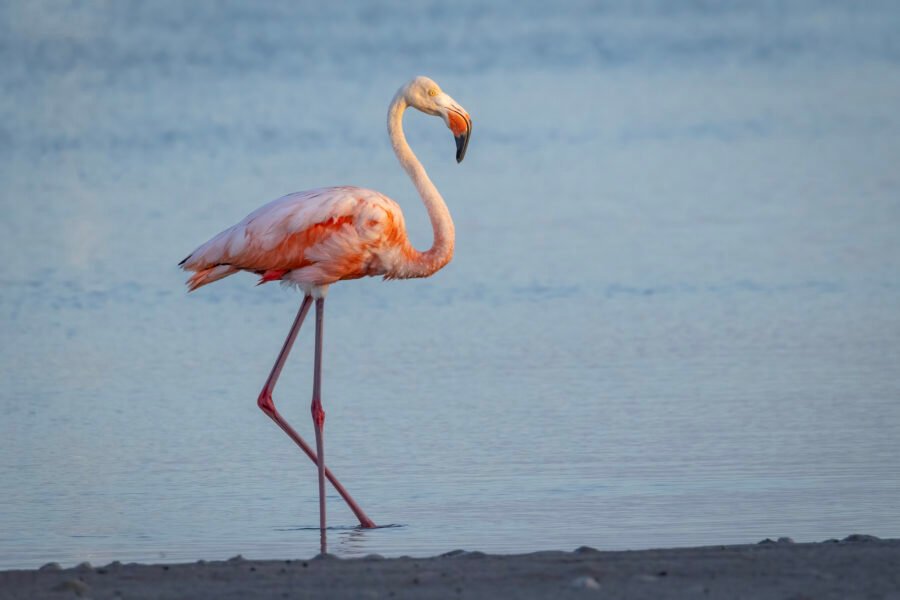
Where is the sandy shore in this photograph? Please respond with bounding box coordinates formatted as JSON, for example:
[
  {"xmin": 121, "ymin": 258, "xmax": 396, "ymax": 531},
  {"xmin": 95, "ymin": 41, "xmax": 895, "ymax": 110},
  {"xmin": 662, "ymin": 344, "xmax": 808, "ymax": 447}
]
[{"xmin": 2, "ymin": 536, "xmax": 897, "ymax": 599}]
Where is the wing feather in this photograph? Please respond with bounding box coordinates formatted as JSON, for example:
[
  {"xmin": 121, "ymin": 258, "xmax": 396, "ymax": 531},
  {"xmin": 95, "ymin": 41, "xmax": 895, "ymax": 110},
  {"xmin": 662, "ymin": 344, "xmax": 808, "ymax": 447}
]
[{"xmin": 180, "ymin": 186, "xmax": 405, "ymax": 290}]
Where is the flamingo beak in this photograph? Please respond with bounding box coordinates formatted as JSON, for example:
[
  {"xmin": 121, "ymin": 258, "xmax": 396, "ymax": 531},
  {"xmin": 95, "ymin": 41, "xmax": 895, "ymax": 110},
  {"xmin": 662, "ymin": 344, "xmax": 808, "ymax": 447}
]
[{"xmin": 449, "ymin": 109, "xmax": 472, "ymax": 163}]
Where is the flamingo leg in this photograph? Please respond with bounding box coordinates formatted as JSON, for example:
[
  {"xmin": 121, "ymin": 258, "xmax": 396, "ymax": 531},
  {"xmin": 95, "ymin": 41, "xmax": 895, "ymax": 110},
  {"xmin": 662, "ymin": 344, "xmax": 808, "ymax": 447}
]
[
  {"xmin": 312, "ymin": 297, "xmax": 327, "ymax": 554},
  {"xmin": 257, "ymin": 296, "xmax": 376, "ymax": 530}
]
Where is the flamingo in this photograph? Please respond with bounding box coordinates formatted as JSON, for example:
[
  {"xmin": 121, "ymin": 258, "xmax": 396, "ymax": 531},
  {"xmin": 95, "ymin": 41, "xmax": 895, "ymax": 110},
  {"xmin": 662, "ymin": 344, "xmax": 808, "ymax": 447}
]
[{"xmin": 179, "ymin": 76, "xmax": 471, "ymax": 554}]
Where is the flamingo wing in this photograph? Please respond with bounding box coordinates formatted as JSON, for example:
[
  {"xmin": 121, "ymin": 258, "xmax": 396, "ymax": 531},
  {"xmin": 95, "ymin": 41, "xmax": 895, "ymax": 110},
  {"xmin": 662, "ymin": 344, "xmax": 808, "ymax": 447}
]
[{"xmin": 180, "ymin": 186, "xmax": 407, "ymax": 291}]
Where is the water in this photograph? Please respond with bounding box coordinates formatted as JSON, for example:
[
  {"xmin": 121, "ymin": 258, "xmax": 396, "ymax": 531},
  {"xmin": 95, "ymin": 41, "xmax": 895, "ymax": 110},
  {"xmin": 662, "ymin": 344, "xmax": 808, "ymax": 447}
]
[{"xmin": 2, "ymin": 1, "xmax": 900, "ymax": 570}]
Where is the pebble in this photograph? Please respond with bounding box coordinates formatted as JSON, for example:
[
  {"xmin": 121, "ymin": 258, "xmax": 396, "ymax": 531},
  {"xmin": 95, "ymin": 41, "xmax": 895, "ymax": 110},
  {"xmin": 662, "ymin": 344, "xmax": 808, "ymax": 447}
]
[
  {"xmin": 777, "ymin": 537, "xmax": 795, "ymax": 544},
  {"xmin": 574, "ymin": 546, "xmax": 600, "ymax": 554},
  {"xmin": 227, "ymin": 554, "xmax": 245, "ymax": 562},
  {"xmin": 440, "ymin": 550, "xmax": 486, "ymax": 559},
  {"xmin": 53, "ymin": 580, "xmax": 89, "ymax": 596},
  {"xmin": 313, "ymin": 552, "xmax": 338, "ymax": 560},
  {"xmin": 75, "ymin": 561, "xmax": 92, "ymax": 570},
  {"xmin": 362, "ymin": 553, "xmax": 385, "ymax": 561},
  {"xmin": 39, "ymin": 562, "xmax": 61, "ymax": 571},
  {"xmin": 569, "ymin": 575, "xmax": 601, "ymax": 589},
  {"xmin": 843, "ymin": 534, "xmax": 880, "ymax": 543}
]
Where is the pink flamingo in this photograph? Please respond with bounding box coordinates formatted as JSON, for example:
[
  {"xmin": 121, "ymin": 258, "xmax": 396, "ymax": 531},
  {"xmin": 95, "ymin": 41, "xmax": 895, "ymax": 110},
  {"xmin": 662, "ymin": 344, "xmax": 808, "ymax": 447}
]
[{"xmin": 180, "ymin": 77, "xmax": 471, "ymax": 553}]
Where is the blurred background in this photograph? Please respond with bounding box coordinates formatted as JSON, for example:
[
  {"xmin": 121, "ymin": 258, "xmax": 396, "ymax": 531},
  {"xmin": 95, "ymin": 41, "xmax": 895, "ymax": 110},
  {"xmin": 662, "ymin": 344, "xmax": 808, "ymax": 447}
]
[{"xmin": 1, "ymin": 1, "xmax": 899, "ymax": 569}]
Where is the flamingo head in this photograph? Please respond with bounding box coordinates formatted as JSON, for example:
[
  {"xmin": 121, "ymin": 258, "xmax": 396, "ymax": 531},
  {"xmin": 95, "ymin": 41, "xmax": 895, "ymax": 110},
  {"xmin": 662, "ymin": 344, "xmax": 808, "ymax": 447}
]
[{"xmin": 403, "ymin": 76, "xmax": 472, "ymax": 163}]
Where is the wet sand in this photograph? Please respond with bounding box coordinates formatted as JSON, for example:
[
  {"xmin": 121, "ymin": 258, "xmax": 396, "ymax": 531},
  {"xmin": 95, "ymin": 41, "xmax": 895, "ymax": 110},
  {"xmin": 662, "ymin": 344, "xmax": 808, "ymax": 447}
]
[{"xmin": 1, "ymin": 536, "xmax": 897, "ymax": 599}]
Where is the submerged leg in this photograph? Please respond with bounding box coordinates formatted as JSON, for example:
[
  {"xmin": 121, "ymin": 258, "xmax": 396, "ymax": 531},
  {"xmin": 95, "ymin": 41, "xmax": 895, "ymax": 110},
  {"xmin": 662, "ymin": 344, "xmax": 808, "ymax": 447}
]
[
  {"xmin": 312, "ymin": 297, "xmax": 327, "ymax": 554},
  {"xmin": 257, "ymin": 295, "xmax": 376, "ymax": 529}
]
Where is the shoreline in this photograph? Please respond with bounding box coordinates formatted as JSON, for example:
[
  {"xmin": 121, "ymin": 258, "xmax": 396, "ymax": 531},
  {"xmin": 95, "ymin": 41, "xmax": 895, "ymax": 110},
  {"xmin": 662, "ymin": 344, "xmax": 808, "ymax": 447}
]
[{"xmin": 1, "ymin": 536, "xmax": 898, "ymax": 599}]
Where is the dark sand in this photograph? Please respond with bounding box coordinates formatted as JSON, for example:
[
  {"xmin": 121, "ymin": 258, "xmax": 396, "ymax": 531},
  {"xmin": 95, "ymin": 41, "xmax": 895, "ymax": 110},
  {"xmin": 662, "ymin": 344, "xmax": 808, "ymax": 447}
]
[{"xmin": 2, "ymin": 536, "xmax": 898, "ymax": 599}]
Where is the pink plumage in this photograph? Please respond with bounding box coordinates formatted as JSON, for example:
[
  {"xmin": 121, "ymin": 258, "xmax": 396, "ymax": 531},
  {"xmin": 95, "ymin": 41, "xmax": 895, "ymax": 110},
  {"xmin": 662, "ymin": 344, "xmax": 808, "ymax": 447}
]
[{"xmin": 180, "ymin": 187, "xmax": 414, "ymax": 291}]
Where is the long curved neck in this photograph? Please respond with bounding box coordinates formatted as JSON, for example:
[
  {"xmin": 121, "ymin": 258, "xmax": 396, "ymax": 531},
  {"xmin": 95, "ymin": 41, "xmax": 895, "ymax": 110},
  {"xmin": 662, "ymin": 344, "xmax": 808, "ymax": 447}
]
[{"xmin": 387, "ymin": 93, "xmax": 455, "ymax": 278}]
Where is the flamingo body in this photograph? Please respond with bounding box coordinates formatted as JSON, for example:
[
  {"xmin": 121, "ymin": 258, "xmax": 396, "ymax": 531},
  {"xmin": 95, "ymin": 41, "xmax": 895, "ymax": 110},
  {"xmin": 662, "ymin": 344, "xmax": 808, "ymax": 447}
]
[{"xmin": 180, "ymin": 186, "xmax": 426, "ymax": 292}]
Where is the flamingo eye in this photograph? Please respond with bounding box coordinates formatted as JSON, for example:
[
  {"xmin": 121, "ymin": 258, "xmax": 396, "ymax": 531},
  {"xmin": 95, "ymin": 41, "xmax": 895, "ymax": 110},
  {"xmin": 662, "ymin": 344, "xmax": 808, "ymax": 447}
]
[{"xmin": 428, "ymin": 89, "xmax": 438, "ymax": 97}]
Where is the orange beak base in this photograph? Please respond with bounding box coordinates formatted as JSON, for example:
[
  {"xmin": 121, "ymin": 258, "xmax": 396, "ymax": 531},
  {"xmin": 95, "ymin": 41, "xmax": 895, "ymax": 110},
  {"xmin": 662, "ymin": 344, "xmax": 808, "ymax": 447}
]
[{"xmin": 448, "ymin": 110, "xmax": 471, "ymax": 163}]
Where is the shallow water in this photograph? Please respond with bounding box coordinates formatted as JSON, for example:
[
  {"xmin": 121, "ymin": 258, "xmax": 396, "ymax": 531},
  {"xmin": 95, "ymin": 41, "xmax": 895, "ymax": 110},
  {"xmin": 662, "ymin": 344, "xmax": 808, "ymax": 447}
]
[{"xmin": 2, "ymin": 1, "xmax": 900, "ymax": 569}]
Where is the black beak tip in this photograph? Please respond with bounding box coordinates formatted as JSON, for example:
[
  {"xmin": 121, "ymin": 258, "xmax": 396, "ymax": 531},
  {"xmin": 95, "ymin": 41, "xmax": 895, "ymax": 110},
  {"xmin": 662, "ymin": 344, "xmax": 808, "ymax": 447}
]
[{"xmin": 455, "ymin": 133, "xmax": 469, "ymax": 164}]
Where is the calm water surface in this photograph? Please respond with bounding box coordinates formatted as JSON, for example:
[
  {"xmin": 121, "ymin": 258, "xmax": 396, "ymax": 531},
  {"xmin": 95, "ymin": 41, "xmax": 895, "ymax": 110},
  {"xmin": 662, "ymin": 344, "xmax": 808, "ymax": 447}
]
[{"xmin": 2, "ymin": 1, "xmax": 900, "ymax": 569}]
